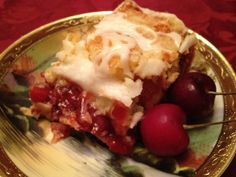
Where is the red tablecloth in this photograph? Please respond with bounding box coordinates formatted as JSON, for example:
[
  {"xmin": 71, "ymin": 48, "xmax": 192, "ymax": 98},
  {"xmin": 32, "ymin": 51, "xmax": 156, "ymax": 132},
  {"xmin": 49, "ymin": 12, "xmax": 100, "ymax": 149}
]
[{"xmin": 0, "ymin": 0, "xmax": 235, "ymax": 176}]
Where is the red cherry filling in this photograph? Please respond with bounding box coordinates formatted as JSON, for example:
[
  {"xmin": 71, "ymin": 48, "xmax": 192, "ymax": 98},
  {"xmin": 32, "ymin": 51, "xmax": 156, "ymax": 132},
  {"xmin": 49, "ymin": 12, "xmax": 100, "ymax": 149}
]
[
  {"xmin": 140, "ymin": 77, "xmax": 166, "ymax": 109},
  {"xmin": 30, "ymin": 82, "xmax": 135, "ymax": 155},
  {"xmin": 29, "ymin": 86, "xmax": 50, "ymax": 102}
]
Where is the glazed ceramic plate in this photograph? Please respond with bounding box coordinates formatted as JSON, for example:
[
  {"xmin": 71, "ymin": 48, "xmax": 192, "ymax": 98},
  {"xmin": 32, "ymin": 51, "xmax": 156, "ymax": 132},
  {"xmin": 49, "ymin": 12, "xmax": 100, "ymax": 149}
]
[{"xmin": 0, "ymin": 12, "xmax": 236, "ymax": 177}]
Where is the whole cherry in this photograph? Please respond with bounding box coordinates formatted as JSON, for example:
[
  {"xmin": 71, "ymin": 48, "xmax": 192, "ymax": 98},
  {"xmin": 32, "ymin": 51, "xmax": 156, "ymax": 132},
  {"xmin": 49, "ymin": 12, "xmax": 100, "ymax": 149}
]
[
  {"xmin": 168, "ymin": 72, "xmax": 216, "ymax": 122},
  {"xmin": 140, "ymin": 104, "xmax": 189, "ymax": 157}
]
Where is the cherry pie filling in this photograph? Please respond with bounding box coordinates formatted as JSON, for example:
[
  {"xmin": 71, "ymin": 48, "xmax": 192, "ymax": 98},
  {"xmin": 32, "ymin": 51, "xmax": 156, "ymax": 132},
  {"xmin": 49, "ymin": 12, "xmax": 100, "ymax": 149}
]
[
  {"xmin": 30, "ymin": 81, "xmax": 135, "ymax": 155},
  {"xmin": 29, "ymin": 74, "xmax": 165, "ymax": 155}
]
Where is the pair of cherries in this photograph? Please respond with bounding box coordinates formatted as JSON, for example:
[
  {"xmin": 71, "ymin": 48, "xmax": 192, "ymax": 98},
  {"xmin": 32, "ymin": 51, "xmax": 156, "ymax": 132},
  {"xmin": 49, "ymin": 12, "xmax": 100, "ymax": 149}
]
[{"xmin": 140, "ymin": 72, "xmax": 223, "ymax": 157}]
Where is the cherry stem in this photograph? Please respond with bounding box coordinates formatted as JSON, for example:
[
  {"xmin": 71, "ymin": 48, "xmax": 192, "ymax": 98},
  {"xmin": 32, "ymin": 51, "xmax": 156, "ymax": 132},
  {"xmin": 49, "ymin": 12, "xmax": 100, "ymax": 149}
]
[
  {"xmin": 184, "ymin": 119, "xmax": 236, "ymax": 130},
  {"xmin": 207, "ymin": 91, "xmax": 236, "ymax": 95}
]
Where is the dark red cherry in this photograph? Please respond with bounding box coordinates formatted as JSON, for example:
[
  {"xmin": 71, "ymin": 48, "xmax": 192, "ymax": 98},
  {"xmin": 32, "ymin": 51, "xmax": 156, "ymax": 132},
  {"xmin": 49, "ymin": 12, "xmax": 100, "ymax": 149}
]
[{"xmin": 168, "ymin": 72, "xmax": 216, "ymax": 122}]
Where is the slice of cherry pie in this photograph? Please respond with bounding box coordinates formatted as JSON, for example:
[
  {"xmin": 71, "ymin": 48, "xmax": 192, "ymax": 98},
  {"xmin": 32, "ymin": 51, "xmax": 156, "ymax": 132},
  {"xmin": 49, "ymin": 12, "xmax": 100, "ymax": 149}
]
[{"xmin": 29, "ymin": 0, "xmax": 195, "ymax": 155}]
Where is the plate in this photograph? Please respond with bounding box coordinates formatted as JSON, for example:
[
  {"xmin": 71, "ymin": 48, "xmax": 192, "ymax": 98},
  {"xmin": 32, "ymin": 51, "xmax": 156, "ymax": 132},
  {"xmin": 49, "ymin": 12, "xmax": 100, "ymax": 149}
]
[{"xmin": 0, "ymin": 12, "xmax": 236, "ymax": 177}]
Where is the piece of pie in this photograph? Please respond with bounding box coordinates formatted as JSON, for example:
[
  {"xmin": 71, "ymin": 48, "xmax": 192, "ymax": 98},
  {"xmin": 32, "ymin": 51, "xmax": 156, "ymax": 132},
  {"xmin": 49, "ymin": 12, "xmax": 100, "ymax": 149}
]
[{"xmin": 29, "ymin": 0, "xmax": 196, "ymax": 155}]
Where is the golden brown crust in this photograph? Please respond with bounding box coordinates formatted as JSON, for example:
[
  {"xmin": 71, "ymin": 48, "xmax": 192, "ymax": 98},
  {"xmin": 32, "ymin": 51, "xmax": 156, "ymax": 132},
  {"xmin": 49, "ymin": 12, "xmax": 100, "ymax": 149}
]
[{"xmin": 115, "ymin": 0, "xmax": 186, "ymax": 34}]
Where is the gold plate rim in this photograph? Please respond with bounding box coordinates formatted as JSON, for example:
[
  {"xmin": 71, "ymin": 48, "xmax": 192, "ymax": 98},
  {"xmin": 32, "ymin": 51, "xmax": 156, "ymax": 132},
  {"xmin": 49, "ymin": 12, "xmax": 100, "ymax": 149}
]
[{"xmin": 0, "ymin": 11, "xmax": 236, "ymax": 177}]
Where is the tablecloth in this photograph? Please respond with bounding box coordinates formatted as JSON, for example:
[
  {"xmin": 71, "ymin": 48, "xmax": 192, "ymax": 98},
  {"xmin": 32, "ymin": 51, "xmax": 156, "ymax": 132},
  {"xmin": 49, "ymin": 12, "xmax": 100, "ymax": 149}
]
[{"xmin": 0, "ymin": 0, "xmax": 235, "ymax": 176}]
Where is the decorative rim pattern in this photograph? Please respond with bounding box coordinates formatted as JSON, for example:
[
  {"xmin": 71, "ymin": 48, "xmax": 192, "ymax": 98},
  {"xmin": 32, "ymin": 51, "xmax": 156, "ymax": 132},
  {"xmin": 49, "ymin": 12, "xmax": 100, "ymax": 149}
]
[
  {"xmin": 0, "ymin": 12, "xmax": 236, "ymax": 177},
  {"xmin": 193, "ymin": 33, "xmax": 236, "ymax": 177}
]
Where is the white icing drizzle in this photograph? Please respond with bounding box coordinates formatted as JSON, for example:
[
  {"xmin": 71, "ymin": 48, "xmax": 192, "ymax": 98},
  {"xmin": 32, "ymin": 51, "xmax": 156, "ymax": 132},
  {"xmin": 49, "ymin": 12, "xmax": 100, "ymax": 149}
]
[
  {"xmin": 50, "ymin": 11, "xmax": 186, "ymax": 108},
  {"xmin": 96, "ymin": 32, "xmax": 136, "ymax": 77},
  {"xmin": 91, "ymin": 13, "xmax": 183, "ymax": 50},
  {"xmin": 86, "ymin": 12, "xmax": 183, "ymax": 79},
  {"xmin": 89, "ymin": 13, "xmax": 156, "ymax": 51},
  {"xmin": 52, "ymin": 39, "xmax": 142, "ymax": 107}
]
